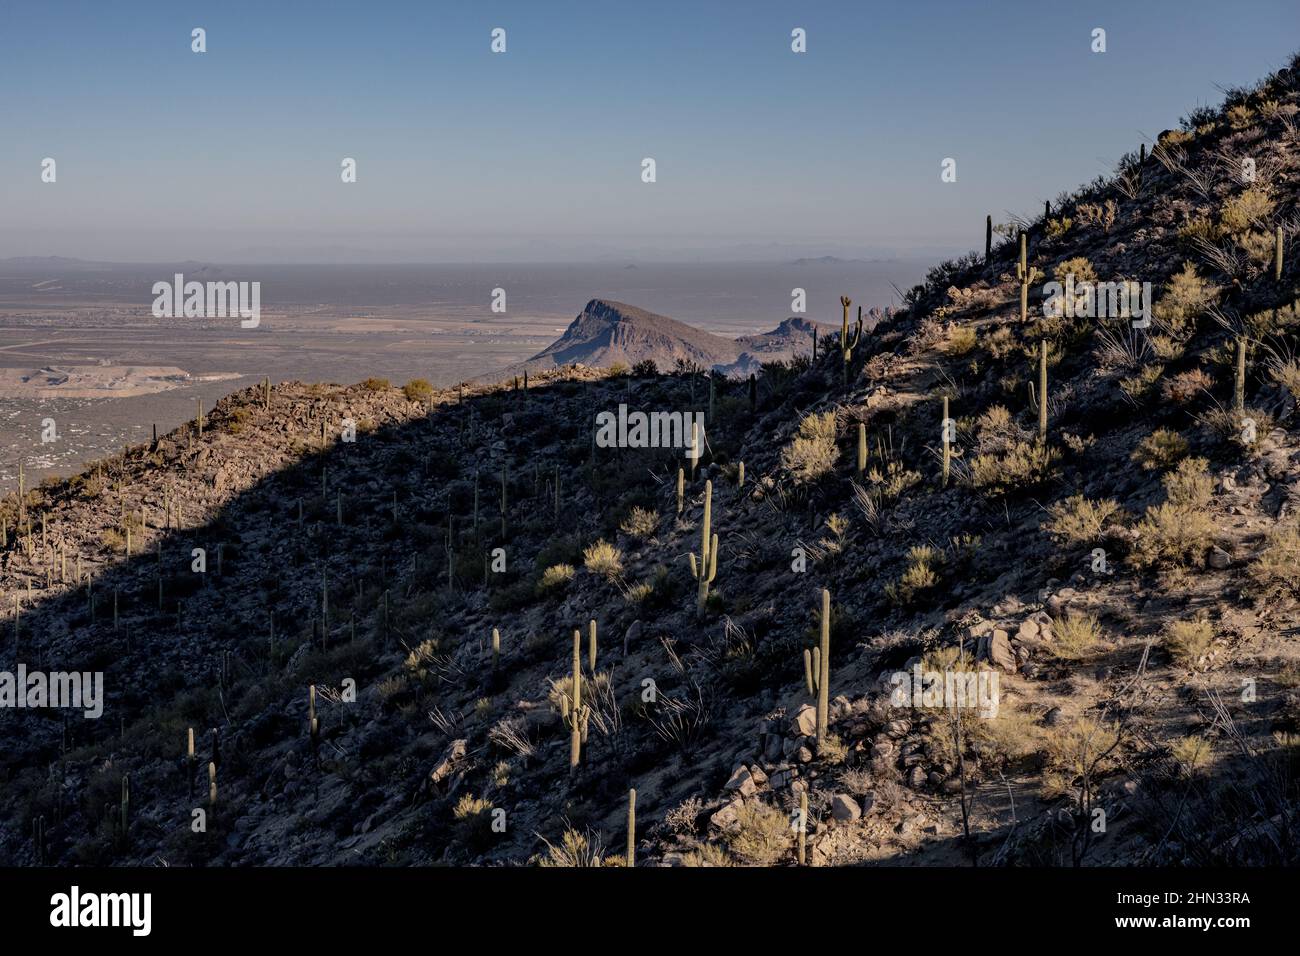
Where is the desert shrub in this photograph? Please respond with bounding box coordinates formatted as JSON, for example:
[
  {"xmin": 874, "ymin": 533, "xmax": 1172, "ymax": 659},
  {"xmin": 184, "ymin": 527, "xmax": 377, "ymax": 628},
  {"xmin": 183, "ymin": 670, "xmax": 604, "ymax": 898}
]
[
  {"xmin": 944, "ymin": 325, "xmax": 978, "ymax": 356},
  {"xmin": 1050, "ymin": 611, "xmax": 1104, "ymax": 660},
  {"xmin": 361, "ymin": 377, "xmax": 390, "ymax": 391},
  {"xmin": 1040, "ymin": 717, "xmax": 1122, "ymax": 798},
  {"xmin": 1119, "ymin": 363, "xmax": 1164, "ymax": 403},
  {"xmin": 986, "ymin": 326, "xmax": 1017, "ymax": 360},
  {"xmin": 1170, "ymin": 736, "xmax": 1212, "ymax": 773},
  {"xmin": 631, "ymin": 359, "xmax": 659, "ymax": 377},
  {"xmin": 1076, "ymin": 200, "xmax": 1116, "ymax": 232},
  {"xmin": 1131, "ymin": 458, "xmax": 1215, "ymax": 568},
  {"xmin": 1247, "ymin": 520, "xmax": 1300, "ymax": 600},
  {"xmin": 1154, "ymin": 263, "xmax": 1217, "ymax": 339},
  {"xmin": 781, "ymin": 410, "xmax": 838, "ymax": 482},
  {"xmin": 1162, "ymin": 366, "xmax": 1214, "ymax": 403},
  {"xmin": 536, "ymin": 563, "xmax": 576, "ymax": 594},
  {"xmin": 970, "ymin": 440, "xmax": 1060, "ymax": 493},
  {"xmin": 607, "ymin": 362, "xmax": 629, "ymax": 377},
  {"xmin": 619, "ymin": 506, "xmax": 658, "ymax": 539},
  {"xmin": 1201, "ymin": 406, "xmax": 1275, "ymax": 448},
  {"xmin": 1132, "ymin": 428, "xmax": 1189, "ymax": 470},
  {"xmin": 1164, "ymin": 618, "xmax": 1215, "ymax": 667},
  {"xmin": 1226, "ymin": 103, "xmax": 1255, "ymax": 130},
  {"xmin": 402, "ymin": 379, "xmax": 434, "ymax": 403},
  {"xmin": 1045, "ymin": 217, "xmax": 1072, "ymax": 240},
  {"xmin": 535, "ymin": 828, "xmax": 605, "ymax": 867},
  {"xmin": 1054, "ymin": 256, "xmax": 1097, "ymax": 284},
  {"xmin": 680, "ymin": 843, "xmax": 732, "ymax": 867},
  {"xmin": 452, "ymin": 794, "xmax": 495, "ymax": 849},
  {"xmin": 725, "ymin": 802, "xmax": 790, "ymax": 866},
  {"xmin": 582, "ymin": 539, "xmax": 624, "ymax": 581},
  {"xmin": 1219, "ymin": 187, "xmax": 1274, "ymax": 235},
  {"xmin": 885, "ymin": 545, "xmax": 944, "ymax": 605},
  {"xmin": 1044, "ymin": 495, "xmax": 1125, "ymax": 547}
]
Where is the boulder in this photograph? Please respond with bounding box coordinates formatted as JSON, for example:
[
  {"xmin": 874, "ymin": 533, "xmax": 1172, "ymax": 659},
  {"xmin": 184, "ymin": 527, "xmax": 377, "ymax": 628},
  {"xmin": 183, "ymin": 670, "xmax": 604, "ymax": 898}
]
[
  {"xmin": 790, "ymin": 703, "xmax": 818, "ymax": 737},
  {"xmin": 724, "ymin": 764, "xmax": 757, "ymax": 797},
  {"xmin": 429, "ymin": 738, "xmax": 468, "ymax": 787},
  {"xmin": 830, "ymin": 794, "xmax": 862, "ymax": 822}
]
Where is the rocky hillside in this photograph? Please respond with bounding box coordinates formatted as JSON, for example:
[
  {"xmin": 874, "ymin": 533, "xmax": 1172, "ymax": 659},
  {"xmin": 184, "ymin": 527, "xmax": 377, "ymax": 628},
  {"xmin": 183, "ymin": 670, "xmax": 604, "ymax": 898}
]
[
  {"xmin": 3, "ymin": 54, "xmax": 1300, "ymax": 868},
  {"xmin": 521, "ymin": 298, "xmax": 828, "ymax": 377}
]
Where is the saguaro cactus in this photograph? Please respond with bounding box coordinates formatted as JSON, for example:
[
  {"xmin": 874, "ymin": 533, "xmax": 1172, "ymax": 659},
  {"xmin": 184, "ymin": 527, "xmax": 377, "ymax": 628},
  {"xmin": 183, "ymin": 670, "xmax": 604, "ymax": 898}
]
[
  {"xmin": 1038, "ymin": 340, "xmax": 1049, "ymax": 442},
  {"xmin": 816, "ymin": 589, "xmax": 831, "ymax": 750},
  {"xmin": 1276, "ymin": 225, "xmax": 1285, "ymax": 283},
  {"xmin": 984, "ymin": 214, "xmax": 993, "ymax": 265},
  {"xmin": 856, "ymin": 423, "xmax": 867, "ymax": 477},
  {"xmin": 588, "ymin": 619, "xmax": 598, "ymax": 671},
  {"xmin": 208, "ymin": 761, "xmax": 218, "ymax": 807},
  {"xmin": 797, "ymin": 790, "xmax": 808, "ymax": 866},
  {"xmin": 559, "ymin": 629, "xmax": 589, "ymax": 774},
  {"xmin": 187, "ymin": 727, "xmax": 196, "ymax": 797},
  {"xmin": 1234, "ymin": 334, "xmax": 1248, "ymax": 413},
  {"xmin": 626, "ymin": 788, "xmax": 637, "ymax": 868},
  {"xmin": 492, "ymin": 627, "xmax": 501, "ymax": 669},
  {"xmin": 838, "ymin": 296, "xmax": 863, "ymax": 386},
  {"xmin": 942, "ymin": 396, "xmax": 952, "ymax": 487},
  {"xmin": 688, "ymin": 481, "xmax": 717, "ymax": 615},
  {"xmin": 676, "ymin": 467, "xmax": 685, "ymax": 515},
  {"xmin": 1017, "ymin": 231, "xmax": 1030, "ymax": 323}
]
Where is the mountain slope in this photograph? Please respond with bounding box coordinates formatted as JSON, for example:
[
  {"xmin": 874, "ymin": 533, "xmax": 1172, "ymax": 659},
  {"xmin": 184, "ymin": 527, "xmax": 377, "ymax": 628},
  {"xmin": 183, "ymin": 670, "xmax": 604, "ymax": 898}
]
[{"xmin": 3, "ymin": 53, "xmax": 1300, "ymax": 869}]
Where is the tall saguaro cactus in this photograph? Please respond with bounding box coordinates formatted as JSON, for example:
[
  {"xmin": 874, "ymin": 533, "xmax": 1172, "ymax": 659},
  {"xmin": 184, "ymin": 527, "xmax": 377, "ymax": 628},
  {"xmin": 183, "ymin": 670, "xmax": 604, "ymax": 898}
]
[
  {"xmin": 838, "ymin": 296, "xmax": 863, "ymax": 387},
  {"xmin": 1017, "ymin": 231, "xmax": 1030, "ymax": 323},
  {"xmin": 1037, "ymin": 340, "xmax": 1049, "ymax": 442},
  {"xmin": 1276, "ymin": 225, "xmax": 1285, "ymax": 283},
  {"xmin": 816, "ymin": 589, "xmax": 831, "ymax": 750},
  {"xmin": 626, "ymin": 788, "xmax": 637, "ymax": 867},
  {"xmin": 688, "ymin": 480, "xmax": 717, "ymax": 616},
  {"xmin": 856, "ymin": 423, "xmax": 867, "ymax": 477},
  {"xmin": 588, "ymin": 619, "xmax": 598, "ymax": 671},
  {"xmin": 559, "ymin": 629, "xmax": 589, "ymax": 774},
  {"xmin": 984, "ymin": 214, "xmax": 993, "ymax": 265},
  {"xmin": 1234, "ymin": 334, "xmax": 1248, "ymax": 413}
]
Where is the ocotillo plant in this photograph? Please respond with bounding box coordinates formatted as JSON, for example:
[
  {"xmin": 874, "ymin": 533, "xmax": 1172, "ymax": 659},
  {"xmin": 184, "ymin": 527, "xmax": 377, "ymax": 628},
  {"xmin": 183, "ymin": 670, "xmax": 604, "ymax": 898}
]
[
  {"xmin": 588, "ymin": 619, "xmax": 598, "ymax": 671},
  {"xmin": 815, "ymin": 588, "xmax": 831, "ymax": 751},
  {"xmin": 838, "ymin": 296, "xmax": 863, "ymax": 386},
  {"xmin": 1037, "ymin": 340, "xmax": 1049, "ymax": 442},
  {"xmin": 626, "ymin": 788, "xmax": 636, "ymax": 868},
  {"xmin": 688, "ymin": 481, "xmax": 718, "ymax": 615}
]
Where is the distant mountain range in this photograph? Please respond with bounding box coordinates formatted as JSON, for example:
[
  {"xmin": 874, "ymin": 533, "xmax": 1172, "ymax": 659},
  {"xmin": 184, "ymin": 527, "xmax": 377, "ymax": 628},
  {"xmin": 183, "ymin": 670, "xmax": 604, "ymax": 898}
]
[{"xmin": 521, "ymin": 298, "xmax": 830, "ymax": 377}]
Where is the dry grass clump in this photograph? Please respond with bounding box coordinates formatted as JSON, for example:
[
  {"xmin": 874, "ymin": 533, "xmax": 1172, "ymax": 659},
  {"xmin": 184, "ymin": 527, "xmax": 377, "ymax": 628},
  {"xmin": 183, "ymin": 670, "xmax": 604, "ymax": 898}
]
[
  {"xmin": 944, "ymin": 324, "xmax": 978, "ymax": 356},
  {"xmin": 1131, "ymin": 428, "xmax": 1189, "ymax": 470},
  {"xmin": 1040, "ymin": 717, "xmax": 1122, "ymax": 798},
  {"xmin": 535, "ymin": 827, "xmax": 606, "ymax": 867},
  {"xmin": 536, "ymin": 563, "xmax": 576, "ymax": 594},
  {"xmin": 361, "ymin": 377, "xmax": 391, "ymax": 391},
  {"xmin": 1170, "ymin": 736, "xmax": 1213, "ymax": 773},
  {"xmin": 1164, "ymin": 617, "xmax": 1215, "ymax": 667},
  {"xmin": 1162, "ymin": 366, "xmax": 1214, "ymax": 404},
  {"xmin": 781, "ymin": 410, "xmax": 838, "ymax": 482},
  {"xmin": 582, "ymin": 539, "xmax": 624, "ymax": 581},
  {"xmin": 885, "ymin": 544, "xmax": 944, "ymax": 606},
  {"xmin": 725, "ymin": 802, "xmax": 791, "ymax": 866},
  {"xmin": 619, "ymin": 506, "xmax": 658, "ymax": 539},
  {"xmin": 1247, "ymin": 519, "xmax": 1300, "ymax": 600},
  {"xmin": 1054, "ymin": 256, "xmax": 1097, "ymax": 284},
  {"xmin": 402, "ymin": 379, "xmax": 434, "ymax": 403},
  {"xmin": 1131, "ymin": 458, "xmax": 1216, "ymax": 568},
  {"xmin": 1050, "ymin": 612, "xmax": 1105, "ymax": 660},
  {"xmin": 1044, "ymin": 495, "xmax": 1125, "ymax": 547}
]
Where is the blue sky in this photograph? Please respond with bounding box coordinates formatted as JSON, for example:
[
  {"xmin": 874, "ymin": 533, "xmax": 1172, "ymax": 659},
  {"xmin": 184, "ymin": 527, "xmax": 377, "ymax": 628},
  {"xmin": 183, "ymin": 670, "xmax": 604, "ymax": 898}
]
[{"xmin": 1, "ymin": 0, "xmax": 1297, "ymax": 262}]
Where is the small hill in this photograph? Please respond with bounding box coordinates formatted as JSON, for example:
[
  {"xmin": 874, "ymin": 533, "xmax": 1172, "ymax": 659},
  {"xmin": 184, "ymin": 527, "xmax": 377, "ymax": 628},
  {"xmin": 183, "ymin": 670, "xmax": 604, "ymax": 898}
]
[{"xmin": 521, "ymin": 299, "xmax": 829, "ymax": 377}]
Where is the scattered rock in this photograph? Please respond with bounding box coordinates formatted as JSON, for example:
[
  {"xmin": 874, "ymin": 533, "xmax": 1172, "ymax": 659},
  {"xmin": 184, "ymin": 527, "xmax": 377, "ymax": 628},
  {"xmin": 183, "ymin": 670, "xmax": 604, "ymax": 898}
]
[{"xmin": 830, "ymin": 794, "xmax": 862, "ymax": 822}]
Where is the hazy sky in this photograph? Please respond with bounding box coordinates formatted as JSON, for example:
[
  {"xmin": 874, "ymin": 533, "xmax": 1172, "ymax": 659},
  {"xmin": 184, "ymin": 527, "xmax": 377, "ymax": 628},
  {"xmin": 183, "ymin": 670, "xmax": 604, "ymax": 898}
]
[{"xmin": 2, "ymin": 0, "xmax": 1297, "ymax": 263}]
